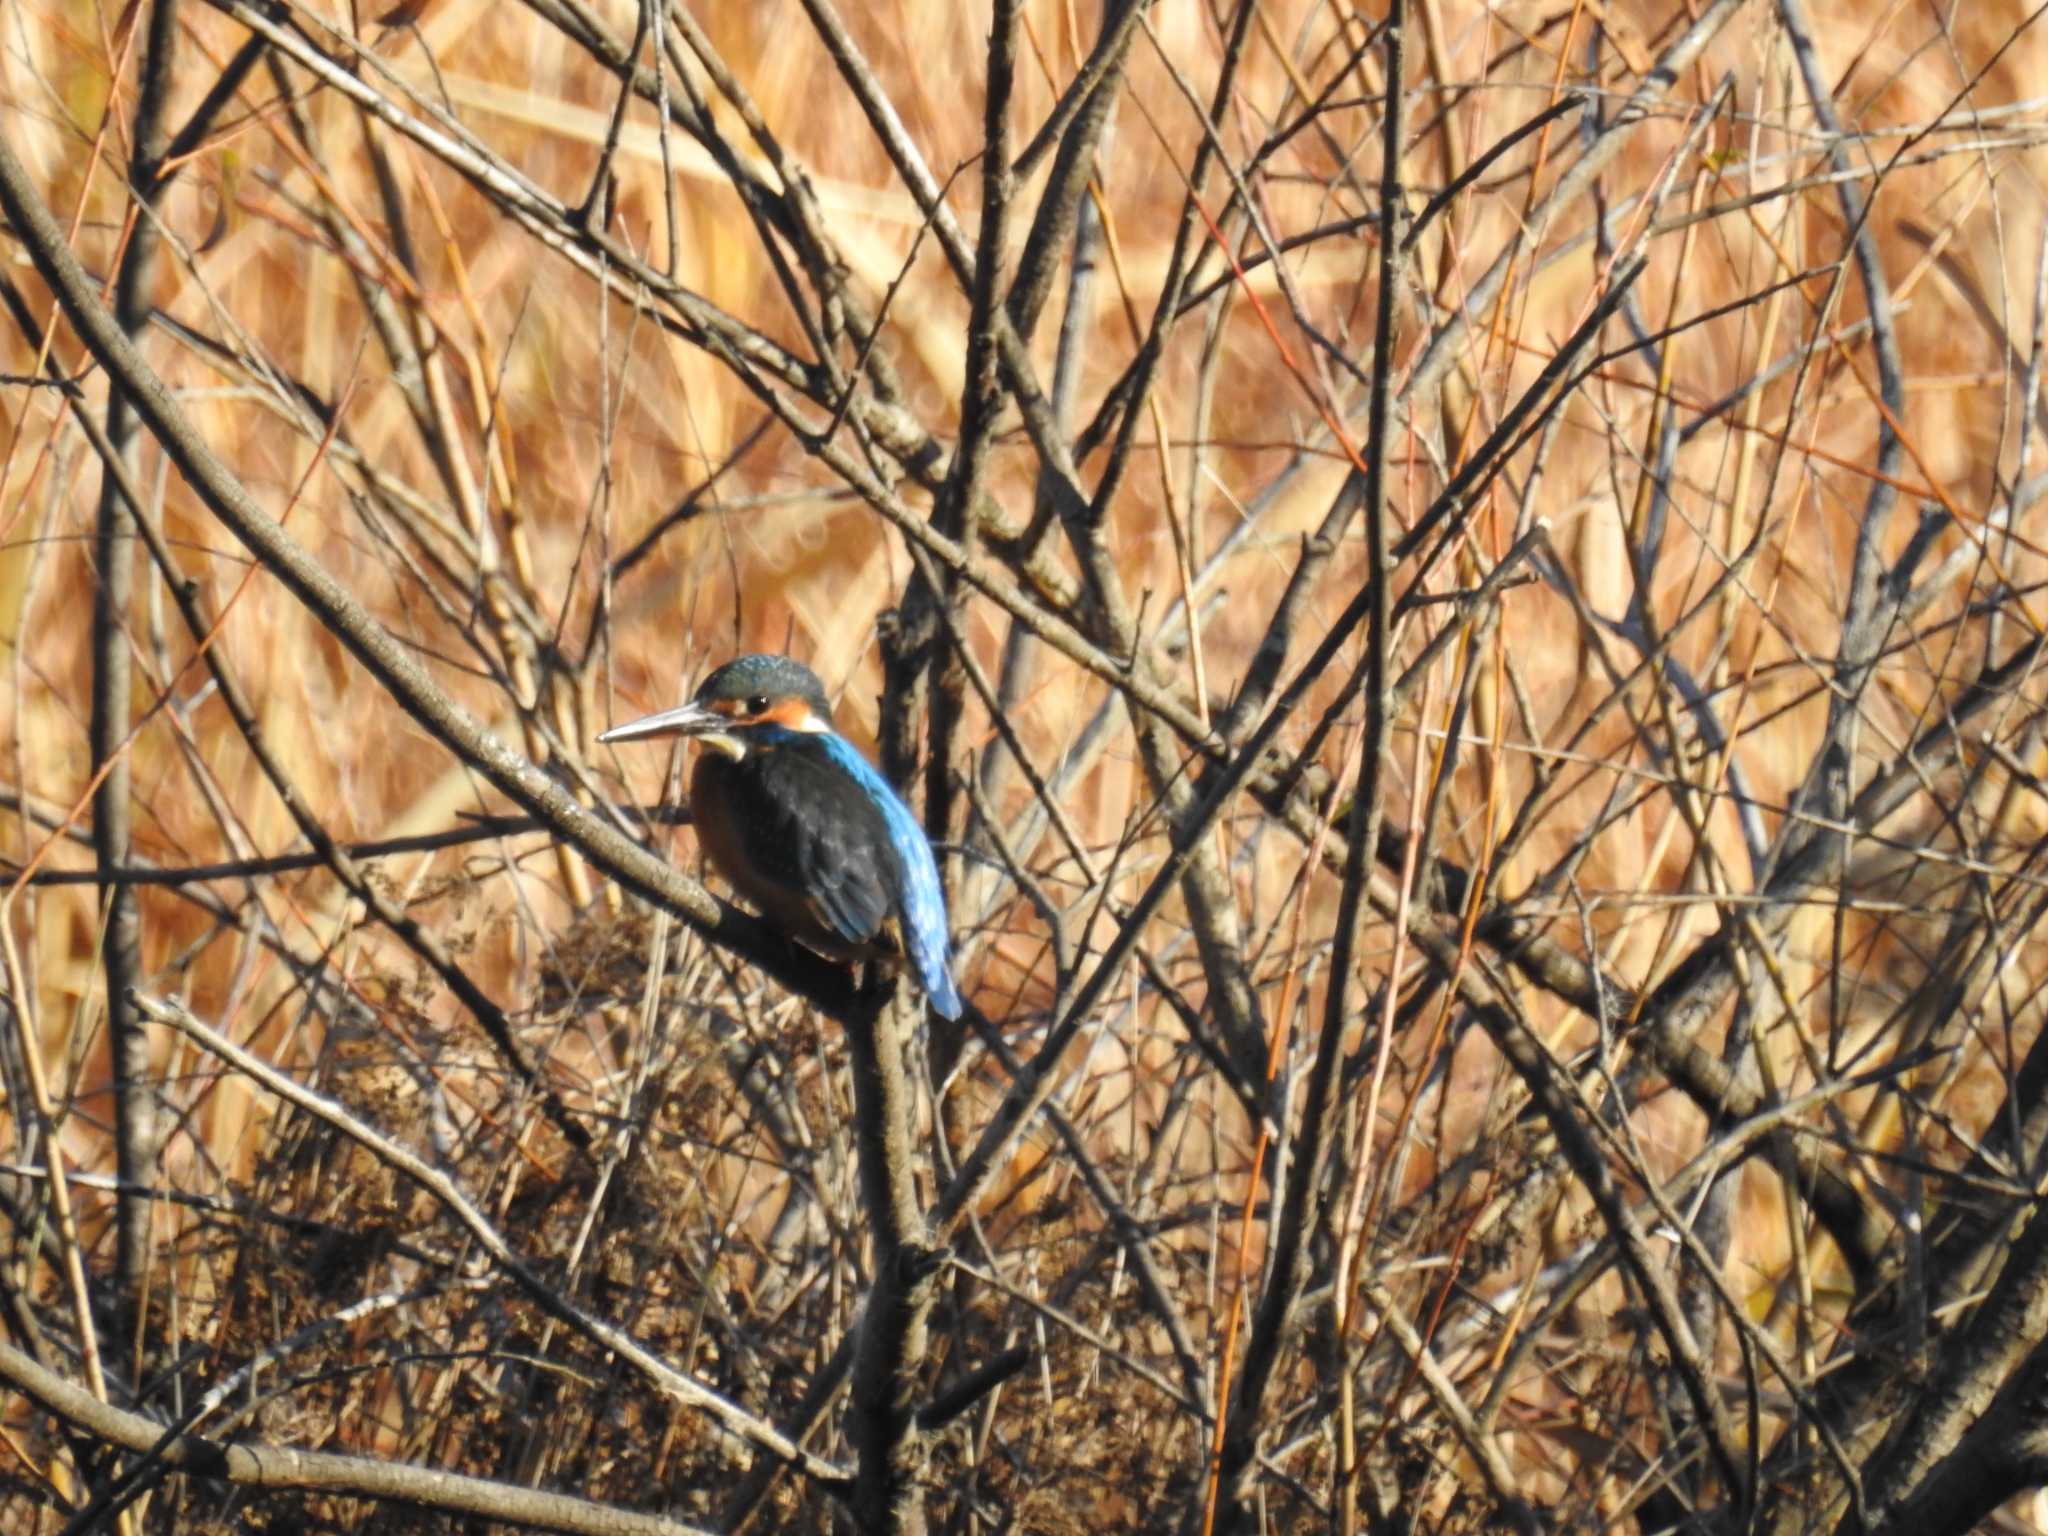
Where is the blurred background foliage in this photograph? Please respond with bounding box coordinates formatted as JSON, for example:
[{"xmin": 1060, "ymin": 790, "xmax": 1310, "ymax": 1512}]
[{"xmin": 5, "ymin": 0, "xmax": 2048, "ymax": 1532}]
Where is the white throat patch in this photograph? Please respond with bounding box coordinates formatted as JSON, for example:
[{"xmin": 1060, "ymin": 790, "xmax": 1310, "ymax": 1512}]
[{"xmin": 699, "ymin": 730, "xmax": 748, "ymax": 760}]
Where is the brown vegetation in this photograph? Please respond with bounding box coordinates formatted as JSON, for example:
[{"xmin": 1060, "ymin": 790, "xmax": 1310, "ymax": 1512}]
[{"xmin": 6, "ymin": 0, "xmax": 2048, "ymax": 1532}]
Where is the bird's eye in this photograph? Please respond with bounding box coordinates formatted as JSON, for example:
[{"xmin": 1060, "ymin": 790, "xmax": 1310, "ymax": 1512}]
[{"xmin": 747, "ymin": 695, "xmax": 771, "ymax": 715}]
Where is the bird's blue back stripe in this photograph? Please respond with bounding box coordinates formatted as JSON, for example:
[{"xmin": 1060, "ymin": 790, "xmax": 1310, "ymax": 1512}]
[{"xmin": 781, "ymin": 728, "xmax": 961, "ymax": 1017}]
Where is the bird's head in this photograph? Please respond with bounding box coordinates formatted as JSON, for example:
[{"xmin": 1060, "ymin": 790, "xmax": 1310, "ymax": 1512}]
[{"xmin": 599, "ymin": 653, "xmax": 834, "ymax": 759}]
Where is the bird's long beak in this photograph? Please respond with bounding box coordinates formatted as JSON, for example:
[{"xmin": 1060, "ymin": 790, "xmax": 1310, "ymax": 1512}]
[{"xmin": 598, "ymin": 701, "xmax": 725, "ymax": 743}]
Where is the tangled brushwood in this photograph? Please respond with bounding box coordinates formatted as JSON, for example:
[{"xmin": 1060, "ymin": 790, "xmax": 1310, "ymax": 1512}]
[{"xmin": 7, "ymin": 2, "xmax": 2048, "ymax": 1533}]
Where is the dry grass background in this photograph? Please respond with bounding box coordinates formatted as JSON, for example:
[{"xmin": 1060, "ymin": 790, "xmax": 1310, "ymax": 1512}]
[{"xmin": 4, "ymin": 0, "xmax": 2048, "ymax": 1532}]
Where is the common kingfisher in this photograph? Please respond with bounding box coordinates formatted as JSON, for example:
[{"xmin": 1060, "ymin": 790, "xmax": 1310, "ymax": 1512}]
[{"xmin": 600, "ymin": 654, "xmax": 964, "ymax": 1020}]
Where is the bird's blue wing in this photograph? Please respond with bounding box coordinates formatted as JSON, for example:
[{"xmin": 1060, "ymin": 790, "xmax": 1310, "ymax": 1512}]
[
  {"xmin": 710, "ymin": 743, "xmax": 894, "ymax": 953},
  {"xmin": 810, "ymin": 732, "xmax": 963, "ymax": 1020}
]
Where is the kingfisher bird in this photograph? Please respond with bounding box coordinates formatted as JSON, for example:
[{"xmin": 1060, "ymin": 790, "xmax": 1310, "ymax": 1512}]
[{"xmin": 600, "ymin": 653, "xmax": 963, "ymax": 1020}]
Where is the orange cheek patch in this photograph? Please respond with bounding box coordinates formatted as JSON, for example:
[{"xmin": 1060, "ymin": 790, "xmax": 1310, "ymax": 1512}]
[{"xmin": 761, "ymin": 697, "xmax": 816, "ymax": 729}]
